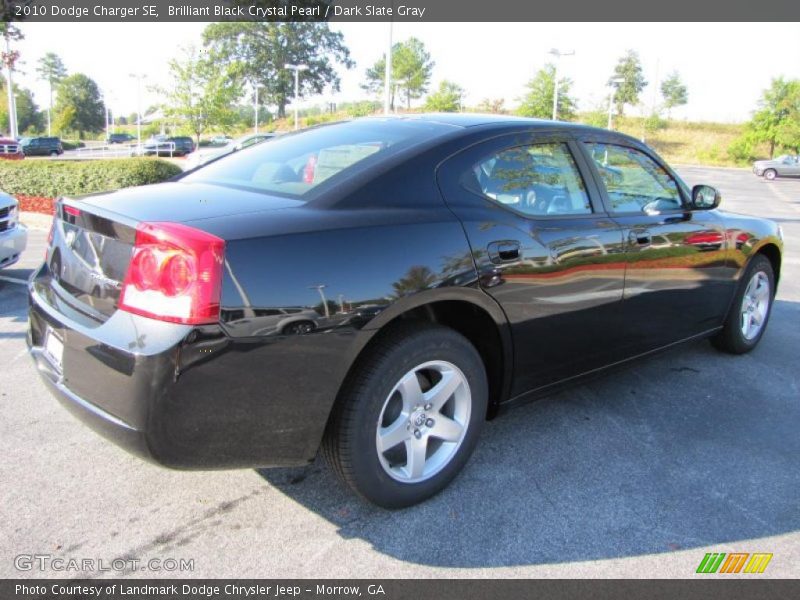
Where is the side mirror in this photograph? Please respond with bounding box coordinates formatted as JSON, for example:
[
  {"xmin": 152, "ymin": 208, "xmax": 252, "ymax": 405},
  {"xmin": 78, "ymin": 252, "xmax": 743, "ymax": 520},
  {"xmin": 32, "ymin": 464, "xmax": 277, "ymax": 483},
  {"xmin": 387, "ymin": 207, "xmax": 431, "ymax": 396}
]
[{"xmin": 691, "ymin": 184, "xmax": 721, "ymax": 210}]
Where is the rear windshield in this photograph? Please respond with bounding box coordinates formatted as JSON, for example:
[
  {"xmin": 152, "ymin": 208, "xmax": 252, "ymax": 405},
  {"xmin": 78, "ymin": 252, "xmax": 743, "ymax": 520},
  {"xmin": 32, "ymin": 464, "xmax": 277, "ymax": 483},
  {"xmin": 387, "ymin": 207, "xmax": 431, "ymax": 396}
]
[{"xmin": 182, "ymin": 119, "xmax": 455, "ymax": 199}]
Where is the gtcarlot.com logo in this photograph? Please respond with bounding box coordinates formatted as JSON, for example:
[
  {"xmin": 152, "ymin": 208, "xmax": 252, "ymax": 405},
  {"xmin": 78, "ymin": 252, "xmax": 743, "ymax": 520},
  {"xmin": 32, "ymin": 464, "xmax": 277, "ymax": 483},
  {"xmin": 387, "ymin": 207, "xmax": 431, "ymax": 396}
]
[
  {"xmin": 14, "ymin": 554, "xmax": 195, "ymax": 573},
  {"xmin": 696, "ymin": 552, "xmax": 773, "ymax": 574}
]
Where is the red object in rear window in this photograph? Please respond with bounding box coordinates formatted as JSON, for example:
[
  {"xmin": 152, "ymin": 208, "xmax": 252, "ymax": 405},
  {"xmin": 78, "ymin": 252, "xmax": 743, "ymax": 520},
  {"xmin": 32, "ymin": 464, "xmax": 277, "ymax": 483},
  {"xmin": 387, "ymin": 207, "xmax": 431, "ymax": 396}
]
[{"xmin": 119, "ymin": 222, "xmax": 225, "ymax": 325}]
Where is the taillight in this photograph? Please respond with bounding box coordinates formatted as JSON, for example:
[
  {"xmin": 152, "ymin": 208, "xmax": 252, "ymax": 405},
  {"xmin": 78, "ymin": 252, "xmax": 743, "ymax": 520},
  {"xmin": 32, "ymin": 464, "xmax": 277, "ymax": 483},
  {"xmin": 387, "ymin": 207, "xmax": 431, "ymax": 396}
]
[{"xmin": 119, "ymin": 222, "xmax": 225, "ymax": 325}]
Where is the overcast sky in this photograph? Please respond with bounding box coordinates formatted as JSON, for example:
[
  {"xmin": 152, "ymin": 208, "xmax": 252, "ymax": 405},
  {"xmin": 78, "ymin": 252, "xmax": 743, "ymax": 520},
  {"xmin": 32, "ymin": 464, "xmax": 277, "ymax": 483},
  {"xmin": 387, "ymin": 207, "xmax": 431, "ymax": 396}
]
[{"xmin": 12, "ymin": 21, "xmax": 800, "ymax": 123}]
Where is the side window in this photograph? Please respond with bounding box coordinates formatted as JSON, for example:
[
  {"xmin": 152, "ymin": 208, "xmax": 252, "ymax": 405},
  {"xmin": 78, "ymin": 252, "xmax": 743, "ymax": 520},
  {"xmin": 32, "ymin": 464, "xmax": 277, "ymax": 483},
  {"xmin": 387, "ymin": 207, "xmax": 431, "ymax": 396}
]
[
  {"xmin": 585, "ymin": 143, "xmax": 684, "ymax": 214},
  {"xmin": 469, "ymin": 143, "xmax": 592, "ymax": 217}
]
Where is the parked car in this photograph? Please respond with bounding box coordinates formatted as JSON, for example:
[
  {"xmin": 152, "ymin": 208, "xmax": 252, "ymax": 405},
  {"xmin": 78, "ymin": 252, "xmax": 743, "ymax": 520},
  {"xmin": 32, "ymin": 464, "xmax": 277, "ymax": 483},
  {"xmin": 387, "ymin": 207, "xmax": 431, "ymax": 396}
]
[
  {"xmin": 209, "ymin": 135, "xmax": 233, "ymax": 146},
  {"xmin": 185, "ymin": 132, "xmax": 275, "ymax": 169},
  {"xmin": 27, "ymin": 115, "xmax": 783, "ymax": 508},
  {"xmin": 107, "ymin": 133, "xmax": 135, "ymax": 144},
  {"xmin": 21, "ymin": 136, "xmax": 63, "ymax": 157},
  {"xmin": 0, "ymin": 137, "xmax": 24, "ymax": 160},
  {"xmin": 753, "ymin": 154, "xmax": 800, "ymax": 180},
  {"xmin": 142, "ymin": 135, "xmax": 195, "ymax": 157},
  {"xmin": 0, "ymin": 192, "xmax": 27, "ymax": 268}
]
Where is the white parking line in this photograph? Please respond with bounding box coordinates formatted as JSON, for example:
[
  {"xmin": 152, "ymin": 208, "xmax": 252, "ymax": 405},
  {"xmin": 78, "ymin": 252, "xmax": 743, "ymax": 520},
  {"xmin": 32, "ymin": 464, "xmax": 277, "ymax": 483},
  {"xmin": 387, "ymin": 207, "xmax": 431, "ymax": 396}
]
[{"xmin": 0, "ymin": 275, "xmax": 27, "ymax": 285}]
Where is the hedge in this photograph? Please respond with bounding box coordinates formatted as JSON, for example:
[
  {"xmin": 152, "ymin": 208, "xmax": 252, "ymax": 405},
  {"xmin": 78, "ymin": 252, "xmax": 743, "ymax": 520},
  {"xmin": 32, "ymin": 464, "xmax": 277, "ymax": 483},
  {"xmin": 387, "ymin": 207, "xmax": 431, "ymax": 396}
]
[{"xmin": 0, "ymin": 158, "xmax": 183, "ymax": 199}]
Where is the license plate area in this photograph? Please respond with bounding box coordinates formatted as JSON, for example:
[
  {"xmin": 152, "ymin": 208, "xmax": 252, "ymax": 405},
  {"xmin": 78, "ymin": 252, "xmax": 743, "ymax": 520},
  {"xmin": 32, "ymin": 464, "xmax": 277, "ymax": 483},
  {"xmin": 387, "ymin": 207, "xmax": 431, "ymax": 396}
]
[{"xmin": 43, "ymin": 328, "xmax": 64, "ymax": 372}]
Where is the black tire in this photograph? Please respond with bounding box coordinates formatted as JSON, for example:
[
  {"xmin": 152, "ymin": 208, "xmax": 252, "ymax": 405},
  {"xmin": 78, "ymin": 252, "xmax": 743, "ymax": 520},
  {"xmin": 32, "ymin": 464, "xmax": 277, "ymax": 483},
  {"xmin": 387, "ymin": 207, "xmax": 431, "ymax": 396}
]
[
  {"xmin": 711, "ymin": 254, "xmax": 775, "ymax": 354},
  {"xmin": 49, "ymin": 151, "xmax": 58, "ymax": 157},
  {"xmin": 763, "ymin": 169, "xmax": 777, "ymax": 181},
  {"xmin": 322, "ymin": 323, "xmax": 488, "ymax": 508}
]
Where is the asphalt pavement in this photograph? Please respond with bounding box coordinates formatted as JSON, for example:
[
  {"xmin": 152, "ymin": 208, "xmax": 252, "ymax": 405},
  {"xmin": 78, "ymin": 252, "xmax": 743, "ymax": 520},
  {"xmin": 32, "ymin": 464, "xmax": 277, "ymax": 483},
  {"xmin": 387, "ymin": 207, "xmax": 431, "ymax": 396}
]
[{"xmin": 1, "ymin": 166, "xmax": 798, "ymax": 578}]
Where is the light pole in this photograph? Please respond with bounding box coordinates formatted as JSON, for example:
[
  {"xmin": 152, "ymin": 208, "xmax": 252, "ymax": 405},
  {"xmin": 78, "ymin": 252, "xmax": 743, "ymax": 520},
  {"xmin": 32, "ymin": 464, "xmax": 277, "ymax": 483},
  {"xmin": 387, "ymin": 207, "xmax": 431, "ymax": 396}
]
[
  {"xmin": 607, "ymin": 77, "xmax": 625, "ymax": 130},
  {"xmin": 549, "ymin": 48, "xmax": 574, "ymax": 121},
  {"xmin": 3, "ymin": 36, "xmax": 19, "ymax": 139},
  {"xmin": 253, "ymin": 83, "xmax": 263, "ymax": 134},
  {"xmin": 129, "ymin": 73, "xmax": 146, "ymax": 148},
  {"xmin": 284, "ymin": 63, "xmax": 308, "ymax": 130},
  {"xmin": 384, "ymin": 21, "xmax": 393, "ymax": 115},
  {"xmin": 308, "ymin": 284, "xmax": 329, "ymax": 318}
]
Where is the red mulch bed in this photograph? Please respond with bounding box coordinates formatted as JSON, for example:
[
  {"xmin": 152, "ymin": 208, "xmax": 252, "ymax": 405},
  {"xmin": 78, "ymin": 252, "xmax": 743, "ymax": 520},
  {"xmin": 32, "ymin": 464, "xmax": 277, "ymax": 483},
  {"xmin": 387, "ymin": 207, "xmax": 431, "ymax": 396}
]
[{"xmin": 17, "ymin": 195, "xmax": 56, "ymax": 215}]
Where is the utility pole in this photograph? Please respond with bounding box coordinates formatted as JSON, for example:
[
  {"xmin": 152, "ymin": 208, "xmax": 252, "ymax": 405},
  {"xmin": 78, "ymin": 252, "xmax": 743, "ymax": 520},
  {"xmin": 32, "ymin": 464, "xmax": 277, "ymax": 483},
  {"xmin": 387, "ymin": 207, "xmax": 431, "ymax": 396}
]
[
  {"xmin": 549, "ymin": 48, "xmax": 574, "ymax": 121},
  {"xmin": 284, "ymin": 64, "xmax": 308, "ymax": 130}
]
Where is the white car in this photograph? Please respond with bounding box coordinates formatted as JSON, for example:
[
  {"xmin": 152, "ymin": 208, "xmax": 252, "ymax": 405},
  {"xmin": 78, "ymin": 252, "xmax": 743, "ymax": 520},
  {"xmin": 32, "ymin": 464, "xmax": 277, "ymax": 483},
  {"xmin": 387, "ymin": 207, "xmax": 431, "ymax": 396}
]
[
  {"xmin": 184, "ymin": 132, "xmax": 276, "ymax": 170},
  {"xmin": 0, "ymin": 192, "xmax": 27, "ymax": 269}
]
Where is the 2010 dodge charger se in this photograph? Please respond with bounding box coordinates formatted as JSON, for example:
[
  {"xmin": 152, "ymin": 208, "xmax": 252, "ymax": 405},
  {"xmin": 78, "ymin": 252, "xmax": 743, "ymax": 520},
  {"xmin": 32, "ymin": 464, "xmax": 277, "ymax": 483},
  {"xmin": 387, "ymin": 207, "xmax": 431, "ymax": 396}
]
[{"xmin": 27, "ymin": 115, "xmax": 783, "ymax": 507}]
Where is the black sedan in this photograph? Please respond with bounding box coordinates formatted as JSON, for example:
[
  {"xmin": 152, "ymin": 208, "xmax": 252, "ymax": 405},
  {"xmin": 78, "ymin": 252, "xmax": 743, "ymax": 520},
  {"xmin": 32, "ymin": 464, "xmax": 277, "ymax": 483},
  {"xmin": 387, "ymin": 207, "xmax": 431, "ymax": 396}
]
[{"xmin": 27, "ymin": 115, "xmax": 783, "ymax": 508}]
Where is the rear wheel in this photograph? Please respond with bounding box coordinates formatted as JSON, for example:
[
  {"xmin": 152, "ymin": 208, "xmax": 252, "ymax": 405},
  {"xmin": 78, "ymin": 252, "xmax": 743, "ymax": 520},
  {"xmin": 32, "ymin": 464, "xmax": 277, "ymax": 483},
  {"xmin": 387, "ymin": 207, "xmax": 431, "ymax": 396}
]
[
  {"xmin": 711, "ymin": 254, "xmax": 774, "ymax": 354},
  {"xmin": 323, "ymin": 324, "xmax": 487, "ymax": 508},
  {"xmin": 49, "ymin": 150, "xmax": 58, "ymax": 157},
  {"xmin": 763, "ymin": 169, "xmax": 777, "ymax": 181}
]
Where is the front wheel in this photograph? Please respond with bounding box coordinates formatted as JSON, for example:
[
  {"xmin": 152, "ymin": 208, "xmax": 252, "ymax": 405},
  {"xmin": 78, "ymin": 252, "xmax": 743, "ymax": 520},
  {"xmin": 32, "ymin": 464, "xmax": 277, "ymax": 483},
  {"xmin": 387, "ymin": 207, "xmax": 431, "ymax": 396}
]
[
  {"xmin": 323, "ymin": 324, "xmax": 487, "ymax": 508},
  {"xmin": 711, "ymin": 254, "xmax": 775, "ymax": 354},
  {"xmin": 763, "ymin": 169, "xmax": 777, "ymax": 181}
]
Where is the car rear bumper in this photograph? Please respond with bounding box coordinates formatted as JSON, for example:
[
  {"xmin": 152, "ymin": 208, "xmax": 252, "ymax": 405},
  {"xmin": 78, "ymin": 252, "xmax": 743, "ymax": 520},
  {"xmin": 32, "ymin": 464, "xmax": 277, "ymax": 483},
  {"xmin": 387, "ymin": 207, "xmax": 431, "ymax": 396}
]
[
  {"xmin": 26, "ymin": 265, "xmax": 336, "ymax": 469},
  {"xmin": 0, "ymin": 223, "xmax": 27, "ymax": 268}
]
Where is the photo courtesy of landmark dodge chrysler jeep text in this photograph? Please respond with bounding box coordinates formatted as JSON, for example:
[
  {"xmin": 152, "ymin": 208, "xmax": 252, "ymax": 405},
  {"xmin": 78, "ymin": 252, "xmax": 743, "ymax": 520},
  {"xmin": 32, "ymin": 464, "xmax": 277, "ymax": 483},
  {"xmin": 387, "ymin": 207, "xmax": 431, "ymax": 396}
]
[{"xmin": 27, "ymin": 115, "xmax": 783, "ymax": 507}]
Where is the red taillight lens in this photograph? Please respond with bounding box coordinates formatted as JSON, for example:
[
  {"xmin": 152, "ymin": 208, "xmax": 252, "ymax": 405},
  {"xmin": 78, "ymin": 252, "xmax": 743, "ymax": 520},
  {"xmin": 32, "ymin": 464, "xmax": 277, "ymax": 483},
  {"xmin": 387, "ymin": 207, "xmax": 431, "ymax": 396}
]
[{"xmin": 119, "ymin": 222, "xmax": 225, "ymax": 325}]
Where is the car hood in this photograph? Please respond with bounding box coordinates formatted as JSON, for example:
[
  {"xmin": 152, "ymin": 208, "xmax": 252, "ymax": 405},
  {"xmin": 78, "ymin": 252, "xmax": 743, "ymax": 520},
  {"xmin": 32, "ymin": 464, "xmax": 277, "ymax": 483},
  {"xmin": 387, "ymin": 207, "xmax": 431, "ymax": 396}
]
[
  {"xmin": 754, "ymin": 159, "xmax": 777, "ymax": 167},
  {"xmin": 72, "ymin": 181, "xmax": 304, "ymax": 223}
]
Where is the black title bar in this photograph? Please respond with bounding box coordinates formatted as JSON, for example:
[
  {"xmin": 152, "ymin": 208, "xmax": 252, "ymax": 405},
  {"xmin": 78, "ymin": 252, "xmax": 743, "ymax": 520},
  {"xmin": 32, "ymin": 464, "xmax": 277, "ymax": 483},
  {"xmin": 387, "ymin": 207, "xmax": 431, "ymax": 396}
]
[{"xmin": 3, "ymin": 0, "xmax": 800, "ymax": 22}]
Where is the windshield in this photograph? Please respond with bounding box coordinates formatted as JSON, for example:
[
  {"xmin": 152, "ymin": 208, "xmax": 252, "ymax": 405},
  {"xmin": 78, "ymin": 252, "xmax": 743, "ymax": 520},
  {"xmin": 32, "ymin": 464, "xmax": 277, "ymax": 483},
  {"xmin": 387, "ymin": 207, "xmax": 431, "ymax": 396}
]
[{"xmin": 183, "ymin": 119, "xmax": 455, "ymax": 199}]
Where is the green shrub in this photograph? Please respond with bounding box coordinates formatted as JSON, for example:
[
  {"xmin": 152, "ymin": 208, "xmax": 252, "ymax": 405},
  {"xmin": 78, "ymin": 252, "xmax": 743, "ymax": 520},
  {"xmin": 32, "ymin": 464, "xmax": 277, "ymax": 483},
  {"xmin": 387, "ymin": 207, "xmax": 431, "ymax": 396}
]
[
  {"xmin": 60, "ymin": 140, "xmax": 85, "ymax": 151},
  {"xmin": 0, "ymin": 158, "xmax": 182, "ymax": 198},
  {"xmin": 727, "ymin": 136, "xmax": 756, "ymax": 162},
  {"xmin": 644, "ymin": 113, "xmax": 668, "ymax": 132}
]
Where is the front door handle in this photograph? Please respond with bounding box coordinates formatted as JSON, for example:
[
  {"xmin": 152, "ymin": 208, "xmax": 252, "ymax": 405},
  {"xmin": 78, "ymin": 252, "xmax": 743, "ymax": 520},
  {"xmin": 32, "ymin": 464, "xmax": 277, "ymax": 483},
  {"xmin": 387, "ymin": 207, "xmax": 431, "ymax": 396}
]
[
  {"xmin": 628, "ymin": 230, "xmax": 652, "ymax": 246},
  {"xmin": 488, "ymin": 241, "xmax": 521, "ymax": 264}
]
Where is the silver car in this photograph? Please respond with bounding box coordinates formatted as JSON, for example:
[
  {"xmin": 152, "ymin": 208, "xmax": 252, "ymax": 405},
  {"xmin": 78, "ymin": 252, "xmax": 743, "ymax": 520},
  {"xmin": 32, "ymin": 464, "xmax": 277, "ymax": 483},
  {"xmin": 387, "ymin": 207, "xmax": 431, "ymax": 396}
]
[
  {"xmin": 753, "ymin": 154, "xmax": 800, "ymax": 180},
  {"xmin": 0, "ymin": 192, "xmax": 27, "ymax": 269},
  {"xmin": 184, "ymin": 133, "xmax": 276, "ymax": 170}
]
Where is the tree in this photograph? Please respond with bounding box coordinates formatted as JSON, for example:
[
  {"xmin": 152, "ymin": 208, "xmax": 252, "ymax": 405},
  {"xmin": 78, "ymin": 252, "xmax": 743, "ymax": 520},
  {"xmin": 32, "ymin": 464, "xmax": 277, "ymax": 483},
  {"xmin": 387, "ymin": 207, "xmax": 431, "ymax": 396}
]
[
  {"xmin": 517, "ymin": 64, "xmax": 577, "ymax": 121},
  {"xmin": 424, "ymin": 80, "xmax": 464, "ymax": 112},
  {"xmin": 159, "ymin": 45, "xmax": 242, "ymax": 146},
  {"xmin": 747, "ymin": 77, "xmax": 800, "ymax": 157},
  {"xmin": 0, "ymin": 81, "xmax": 42, "ymax": 133},
  {"xmin": 660, "ymin": 71, "xmax": 688, "ymax": 117},
  {"xmin": 609, "ymin": 50, "xmax": 647, "ymax": 115},
  {"xmin": 53, "ymin": 73, "xmax": 105, "ymax": 137},
  {"xmin": 203, "ymin": 22, "xmax": 353, "ymax": 119},
  {"xmin": 476, "ymin": 98, "xmax": 505, "ymax": 113},
  {"xmin": 36, "ymin": 52, "xmax": 67, "ymax": 135},
  {"xmin": 363, "ymin": 37, "xmax": 434, "ymax": 110}
]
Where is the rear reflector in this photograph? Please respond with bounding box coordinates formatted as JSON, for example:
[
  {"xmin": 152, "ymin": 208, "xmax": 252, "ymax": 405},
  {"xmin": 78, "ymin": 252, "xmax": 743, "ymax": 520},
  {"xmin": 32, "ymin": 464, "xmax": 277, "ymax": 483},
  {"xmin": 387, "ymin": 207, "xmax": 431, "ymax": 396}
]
[
  {"xmin": 119, "ymin": 222, "xmax": 225, "ymax": 325},
  {"xmin": 63, "ymin": 205, "xmax": 81, "ymax": 217}
]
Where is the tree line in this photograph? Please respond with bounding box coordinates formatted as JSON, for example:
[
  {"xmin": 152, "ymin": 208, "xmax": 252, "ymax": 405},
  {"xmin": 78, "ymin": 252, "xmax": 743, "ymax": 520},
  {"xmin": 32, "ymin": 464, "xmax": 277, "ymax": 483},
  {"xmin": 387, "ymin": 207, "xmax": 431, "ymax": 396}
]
[{"xmin": 2, "ymin": 22, "xmax": 797, "ymax": 158}]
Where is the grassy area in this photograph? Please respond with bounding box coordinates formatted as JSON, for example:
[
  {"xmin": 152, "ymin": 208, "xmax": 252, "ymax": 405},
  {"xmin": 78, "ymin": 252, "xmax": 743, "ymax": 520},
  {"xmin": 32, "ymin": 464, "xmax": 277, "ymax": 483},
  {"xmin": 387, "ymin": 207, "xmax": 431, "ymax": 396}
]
[{"xmin": 603, "ymin": 116, "xmax": 767, "ymax": 168}]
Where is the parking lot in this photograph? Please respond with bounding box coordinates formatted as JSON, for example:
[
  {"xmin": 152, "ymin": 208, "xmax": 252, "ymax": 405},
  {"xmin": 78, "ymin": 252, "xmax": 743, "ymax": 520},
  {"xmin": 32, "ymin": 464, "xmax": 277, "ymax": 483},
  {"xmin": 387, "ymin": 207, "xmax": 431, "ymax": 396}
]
[{"xmin": 1, "ymin": 166, "xmax": 798, "ymax": 578}]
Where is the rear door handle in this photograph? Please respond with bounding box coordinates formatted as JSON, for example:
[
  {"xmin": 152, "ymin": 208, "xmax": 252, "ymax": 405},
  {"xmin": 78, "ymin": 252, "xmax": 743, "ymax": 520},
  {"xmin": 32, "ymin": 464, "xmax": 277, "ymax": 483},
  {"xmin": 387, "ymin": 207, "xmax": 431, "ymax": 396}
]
[
  {"xmin": 628, "ymin": 230, "xmax": 652, "ymax": 246},
  {"xmin": 488, "ymin": 241, "xmax": 521, "ymax": 264}
]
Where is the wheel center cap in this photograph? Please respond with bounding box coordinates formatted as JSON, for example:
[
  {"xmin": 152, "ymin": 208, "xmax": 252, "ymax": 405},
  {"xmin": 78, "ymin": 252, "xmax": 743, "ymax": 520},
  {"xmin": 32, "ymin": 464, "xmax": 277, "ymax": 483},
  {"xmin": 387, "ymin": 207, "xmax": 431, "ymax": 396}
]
[{"xmin": 413, "ymin": 413, "xmax": 427, "ymax": 427}]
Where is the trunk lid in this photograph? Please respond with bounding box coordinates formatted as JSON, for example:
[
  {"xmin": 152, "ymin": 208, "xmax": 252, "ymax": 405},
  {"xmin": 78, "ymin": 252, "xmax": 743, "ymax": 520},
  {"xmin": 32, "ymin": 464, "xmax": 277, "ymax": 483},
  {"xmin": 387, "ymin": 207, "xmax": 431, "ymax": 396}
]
[{"xmin": 46, "ymin": 181, "xmax": 303, "ymax": 321}]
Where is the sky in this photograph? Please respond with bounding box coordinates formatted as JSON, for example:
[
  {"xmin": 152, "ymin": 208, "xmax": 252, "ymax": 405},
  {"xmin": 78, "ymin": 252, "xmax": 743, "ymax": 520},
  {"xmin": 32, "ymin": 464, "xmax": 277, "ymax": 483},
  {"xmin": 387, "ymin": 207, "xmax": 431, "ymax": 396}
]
[{"xmin": 11, "ymin": 21, "xmax": 800, "ymax": 123}]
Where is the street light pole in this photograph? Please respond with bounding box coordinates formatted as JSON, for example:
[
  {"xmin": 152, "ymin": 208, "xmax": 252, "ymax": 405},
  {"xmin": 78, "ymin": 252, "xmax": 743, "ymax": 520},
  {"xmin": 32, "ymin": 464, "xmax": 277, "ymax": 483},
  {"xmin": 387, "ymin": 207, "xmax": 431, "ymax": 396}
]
[
  {"xmin": 607, "ymin": 77, "xmax": 625, "ymax": 130},
  {"xmin": 284, "ymin": 63, "xmax": 308, "ymax": 130},
  {"xmin": 384, "ymin": 20, "xmax": 393, "ymax": 115},
  {"xmin": 3, "ymin": 35, "xmax": 19, "ymax": 139},
  {"xmin": 549, "ymin": 48, "xmax": 574, "ymax": 121},
  {"xmin": 129, "ymin": 73, "xmax": 145, "ymax": 149},
  {"xmin": 253, "ymin": 83, "xmax": 263, "ymax": 134}
]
